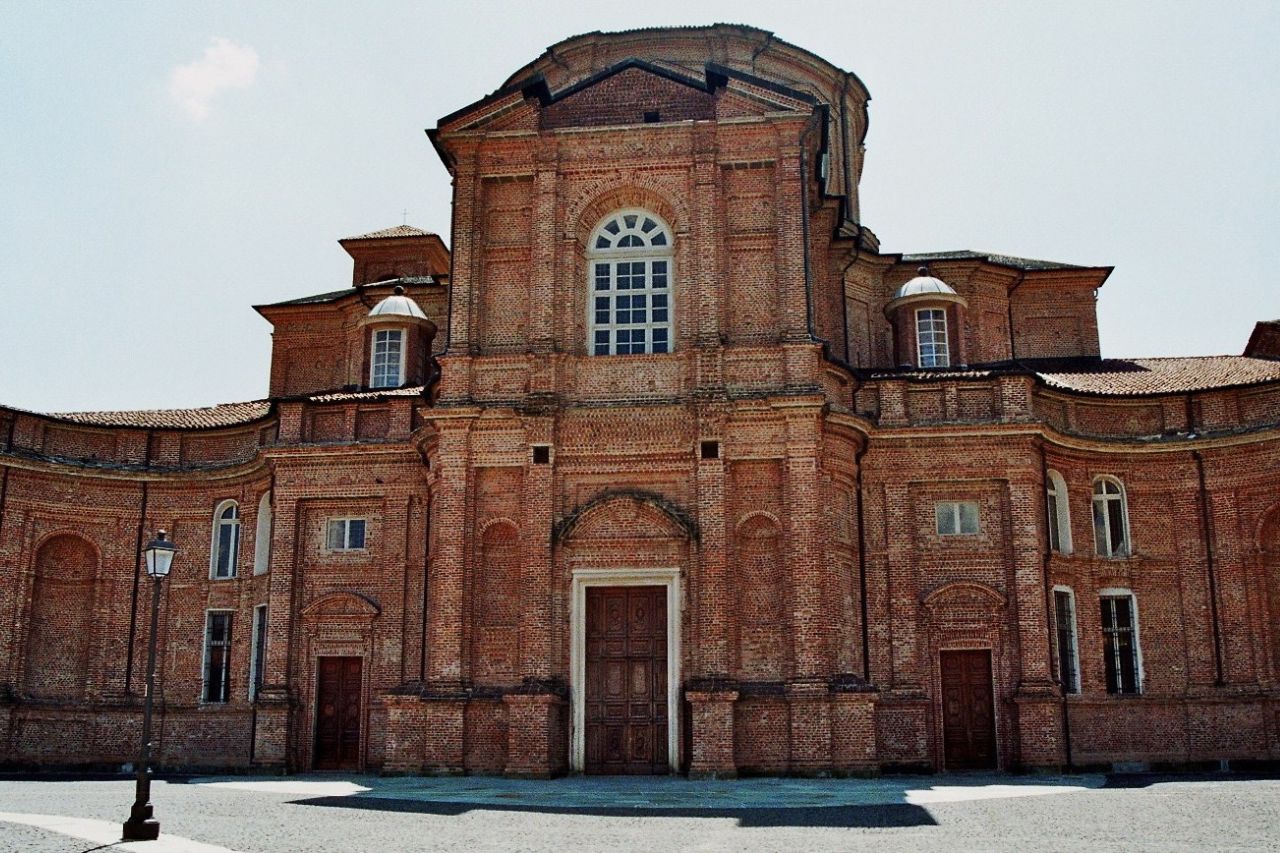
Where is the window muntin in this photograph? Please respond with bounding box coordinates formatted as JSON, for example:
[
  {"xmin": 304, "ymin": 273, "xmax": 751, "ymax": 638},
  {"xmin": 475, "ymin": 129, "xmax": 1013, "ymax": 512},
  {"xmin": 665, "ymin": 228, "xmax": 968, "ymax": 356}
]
[
  {"xmin": 1046, "ymin": 469, "xmax": 1072, "ymax": 554},
  {"xmin": 203, "ymin": 611, "xmax": 233, "ymax": 703},
  {"xmin": 326, "ymin": 518, "xmax": 367, "ymax": 551},
  {"xmin": 211, "ymin": 501, "xmax": 240, "ymax": 579},
  {"xmin": 253, "ymin": 492, "xmax": 272, "ymax": 575},
  {"xmin": 588, "ymin": 211, "xmax": 673, "ymax": 355},
  {"xmin": 1100, "ymin": 592, "xmax": 1142, "ymax": 694},
  {"xmin": 1092, "ymin": 477, "xmax": 1130, "ymax": 557},
  {"xmin": 370, "ymin": 328, "xmax": 405, "ymax": 388},
  {"xmin": 916, "ymin": 308, "xmax": 950, "ymax": 368},
  {"xmin": 935, "ymin": 500, "xmax": 980, "ymax": 536},
  {"xmin": 1053, "ymin": 588, "xmax": 1080, "ymax": 694},
  {"xmin": 249, "ymin": 604, "xmax": 267, "ymax": 701}
]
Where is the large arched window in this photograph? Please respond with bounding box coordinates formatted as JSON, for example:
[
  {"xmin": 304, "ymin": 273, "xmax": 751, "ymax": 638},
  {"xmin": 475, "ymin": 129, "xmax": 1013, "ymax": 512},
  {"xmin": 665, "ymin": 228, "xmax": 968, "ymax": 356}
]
[
  {"xmin": 253, "ymin": 491, "xmax": 272, "ymax": 575},
  {"xmin": 1046, "ymin": 469, "xmax": 1072, "ymax": 554},
  {"xmin": 1092, "ymin": 477, "xmax": 1130, "ymax": 558},
  {"xmin": 211, "ymin": 500, "xmax": 241, "ymax": 579},
  {"xmin": 587, "ymin": 210, "xmax": 673, "ymax": 355}
]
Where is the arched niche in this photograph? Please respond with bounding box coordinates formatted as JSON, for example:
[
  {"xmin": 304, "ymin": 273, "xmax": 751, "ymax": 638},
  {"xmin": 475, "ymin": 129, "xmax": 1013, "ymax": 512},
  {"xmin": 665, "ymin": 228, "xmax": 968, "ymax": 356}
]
[{"xmin": 24, "ymin": 534, "xmax": 99, "ymax": 700}]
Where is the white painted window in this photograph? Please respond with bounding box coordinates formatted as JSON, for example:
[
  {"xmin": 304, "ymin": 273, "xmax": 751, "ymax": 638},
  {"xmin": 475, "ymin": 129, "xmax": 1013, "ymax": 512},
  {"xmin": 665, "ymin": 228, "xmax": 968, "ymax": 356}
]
[
  {"xmin": 249, "ymin": 604, "xmax": 268, "ymax": 701},
  {"xmin": 916, "ymin": 308, "xmax": 950, "ymax": 367},
  {"xmin": 587, "ymin": 210, "xmax": 673, "ymax": 355},
  {"xmin": 1100, "ymin": 590, "xmax": 1142, "ymax": 694},
  {"xmin": 210, "ymin": 500, "xmax": 240, "ymax": 579},
  {"xmin": 1046, "ymin": 469, "xmax": 1073, "ymax": 554},
  {"xmin": 202, "ymin": 610, "xmax": 233, "ymax": 703},
  {"xmin": 935, "ymin": 500, "xmax": 980, "ymax": 535},
  {"xmin": 1053, "ymin": 587, "xmax": 1081, "ymax": 693},
  {"xmin": 253, "ymin": 491, "xmax": 272, "ymax": 575},
  {"xmin": 326, "ymin": 518, "xmax": 367, "ymax": 551},
  {"xmin": 1092, "ymin": 476, "xmax": 1130, "ymax": 557},
  {"xmin": 370, "ymin": 328, "xmax": 405, "ymax": 388}
]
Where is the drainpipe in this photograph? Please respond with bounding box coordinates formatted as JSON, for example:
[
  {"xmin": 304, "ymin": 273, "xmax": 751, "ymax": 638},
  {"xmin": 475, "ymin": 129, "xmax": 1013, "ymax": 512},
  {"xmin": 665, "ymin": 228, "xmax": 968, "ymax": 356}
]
[
  {"xmin": 854, "ymin": 439, "xmax": 871, "ymax": 682},
  {"xmin": 1039, "ymin": 443, "xmax": 1072, "ymax": 768},
  {"xmin": 1193, "ymin": 449, "xmax": 1226, "ymax": 687}
]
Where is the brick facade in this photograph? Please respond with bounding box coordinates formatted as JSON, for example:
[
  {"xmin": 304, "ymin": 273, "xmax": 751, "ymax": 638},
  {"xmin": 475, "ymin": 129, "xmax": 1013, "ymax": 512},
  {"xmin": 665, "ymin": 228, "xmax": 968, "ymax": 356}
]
[{"xmin": 2, "ymin": 25, "xmax": 1278, "ymax": 776}]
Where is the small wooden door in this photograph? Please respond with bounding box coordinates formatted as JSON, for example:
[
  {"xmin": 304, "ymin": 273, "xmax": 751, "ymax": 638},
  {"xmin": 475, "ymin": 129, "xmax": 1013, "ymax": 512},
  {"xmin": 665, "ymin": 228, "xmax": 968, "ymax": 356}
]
[
  {"xmin": 314, "ymin": 656, "xmax": 362, "ymax": 769},
  {"xmin": 940, "ymin": 649, "xmax": 997, "ymax": 770},
  {"xmin": 584, "ymin": 586, "xmax": 668, "ymax": 774}
]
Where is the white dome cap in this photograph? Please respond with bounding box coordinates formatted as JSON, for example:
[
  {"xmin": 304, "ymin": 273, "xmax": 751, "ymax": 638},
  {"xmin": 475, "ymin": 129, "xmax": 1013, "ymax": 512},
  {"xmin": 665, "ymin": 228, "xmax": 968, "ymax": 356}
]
[
  {"xmin": 368, "ymin": 285, "xmax": 427, "ymax": 321},
  {"xmin": 893, "ymin": 267, "xmax": 957, "ymax": 301}
]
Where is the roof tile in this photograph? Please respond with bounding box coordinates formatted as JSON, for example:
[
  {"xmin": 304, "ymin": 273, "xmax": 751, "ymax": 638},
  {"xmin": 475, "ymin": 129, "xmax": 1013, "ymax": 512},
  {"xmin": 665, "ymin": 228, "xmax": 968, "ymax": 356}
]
[
  {"xmin": 49, "ymin": 401, "xmax": 272, "ymax": 429},
  {"xmin": 1034, "ymin": 356, "xmax": 1280, "ymax": 396}
]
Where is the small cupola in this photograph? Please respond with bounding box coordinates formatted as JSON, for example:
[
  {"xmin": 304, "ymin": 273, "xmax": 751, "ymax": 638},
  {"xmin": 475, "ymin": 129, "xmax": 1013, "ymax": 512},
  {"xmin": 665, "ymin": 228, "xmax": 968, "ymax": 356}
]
[
  {"xmin": 885, "ymin": 267, "xmax": 969, "ymax": 368},
  {"xmin": 359, "ymin": 286, "xmax": 437, "ymax": 390}
]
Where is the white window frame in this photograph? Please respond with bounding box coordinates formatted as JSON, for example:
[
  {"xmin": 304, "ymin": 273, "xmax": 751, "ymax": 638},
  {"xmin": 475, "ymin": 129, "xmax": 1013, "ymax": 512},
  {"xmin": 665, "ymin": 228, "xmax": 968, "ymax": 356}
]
[
  {"xmin": 1099, "ymin": 588, "xmax": 1143, "ymax": 694},
  {"xmin": 586, "ymin": 209, "xmax": 674, "ymax": 356},
  {"xmin": 916, "ymin": 307, "xmax": 950, "ymax": 368},
  {"xmin": 326, "ymin": 517, "xmax": 367, "ymax": 552},
  {"xmin": 369, "ymin": 326, "xmax": 406, "ymax": 389},
  {"xmin": 1046, "ymin": 469, "xmax": 1073, "ymax": 554},
  {"xmin": 210, "ymin": 500, "xmax": 240, "ymax": 580},
  {"xmin": 253, "ymin": 491, "xmax": 272, "ymax": 575},
  {"xmin": 249, "ymin": 604, "xmax": 268, "ymax": 701},
  {"xmin": 935, "ymin": 500, "xmax": 980, "ymax": 536},
  {"xmin": 1092, "ymin": 476, "xmax": 1130, "ymax": 558},
  {"xmin": 202, "ymin": 609, "xmax": 234, "ymax": 704},
  {"xmin": 1052, "ymin": 585, "xmax": 1081, "ymax": 694}
]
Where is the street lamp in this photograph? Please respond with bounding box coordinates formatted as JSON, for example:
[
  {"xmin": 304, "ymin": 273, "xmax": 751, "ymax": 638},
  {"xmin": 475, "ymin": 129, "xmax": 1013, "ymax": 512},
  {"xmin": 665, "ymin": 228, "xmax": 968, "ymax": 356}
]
[{"xmin": 122, "ymin": 529, "xmax": 176, "ymax": 842}]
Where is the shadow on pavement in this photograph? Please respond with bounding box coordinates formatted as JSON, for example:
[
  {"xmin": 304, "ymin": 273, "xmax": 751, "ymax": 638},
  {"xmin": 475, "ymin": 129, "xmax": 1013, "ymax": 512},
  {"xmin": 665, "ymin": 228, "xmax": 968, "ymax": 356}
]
[{"xmin": 291, "ymin": 794, "xmax": 938, "ymax": 828}]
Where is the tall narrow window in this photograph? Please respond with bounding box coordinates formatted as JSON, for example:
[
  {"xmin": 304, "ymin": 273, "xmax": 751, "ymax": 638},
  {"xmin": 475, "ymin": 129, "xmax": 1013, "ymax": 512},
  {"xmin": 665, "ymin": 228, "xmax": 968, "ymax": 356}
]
[
  {"xmin": 211, "ymin": 501, "xmax": 240, "ymax": 579},
  {"xmin": 587, "ymin": 210, "xmax": 673, "ymax": 355},
  {"xmin": 1092, "ymin": 477, "xmax": 1129, "ymax": 557},
  {"xmin": 370, "ymin": 328, "xmax": 404, "ymax": 388},
  {"xmin": 254, "ymin": 491, "xmax": 272, "ymax": 575},
  {"xmin": 1053, "ymin": 588, "xmax": 1080, "ymax": 693},
  {"xmin": 1046, "ymin": 469, "xmax": 1072, "ymax": 554},
  {"xmin": 916, "ymin": 308, "xmax": 949, "ymax": 367},
  {"xmin": 249, "ymin": 605, "xmax": 268, "ymax": 701},
  {"xmin": 1100, "ymin": 592, "xmax": 1141, "ymax": 694},
  {"xmin": 203, "ymin": 611, "xmax": 233, "ymax": 703}
]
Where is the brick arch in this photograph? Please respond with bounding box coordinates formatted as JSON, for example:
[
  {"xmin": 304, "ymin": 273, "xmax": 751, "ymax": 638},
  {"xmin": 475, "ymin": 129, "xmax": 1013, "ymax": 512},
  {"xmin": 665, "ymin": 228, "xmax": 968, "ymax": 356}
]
[
  {"xmin": 1256, "ymin": 503, "xmax": 1280, "ymax": 554},
  {"xmin": 568, "ymin": 184, "xmax": 687, "ymax": 248},
  {"xmin": 24, "ymin": 533, "xmax": 98, "ymax": 700},
  {"xmin": 922, "ymin": 581, "xmax": 1007, "ymax": 611},
  {"xmin": 473, "ymin": 519, "xmax": 520, "ymax": 684},
  {"xmin": 734, "ymin": 512, "xmax": 786, "ymax": 680},
  {"xmin": 555, "ymin": 488, "xmax": 696, "ymax": 543}
]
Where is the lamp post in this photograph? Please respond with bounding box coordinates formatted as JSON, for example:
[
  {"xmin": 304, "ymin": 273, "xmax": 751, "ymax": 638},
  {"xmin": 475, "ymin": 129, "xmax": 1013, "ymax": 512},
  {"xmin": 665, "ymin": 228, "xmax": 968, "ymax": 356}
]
[{"xmin": 122, "ymin": 529, "xmax": 176, "ymax": 842}]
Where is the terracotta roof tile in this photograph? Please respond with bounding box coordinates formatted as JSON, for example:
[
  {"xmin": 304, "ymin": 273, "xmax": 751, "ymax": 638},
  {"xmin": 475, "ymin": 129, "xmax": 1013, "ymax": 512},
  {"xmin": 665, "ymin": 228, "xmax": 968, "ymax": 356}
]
[
  {"xmin": 49, "ymin": 401, "xmax": 272, "ymax": 429},
  {"xmin": 340, "ymin": 225, "xmax": 430, "ymax": 241},
  {"xmin": 307, "ymin": 387, "xmax": 424, "ymax": 402},
  {"xmin": 1034, "ymin": 356, "xmax": 1280, "ymax": 396},
  {"xmin": 902, "ymin": 250, "xmax": 1101, "ymax": 272}
]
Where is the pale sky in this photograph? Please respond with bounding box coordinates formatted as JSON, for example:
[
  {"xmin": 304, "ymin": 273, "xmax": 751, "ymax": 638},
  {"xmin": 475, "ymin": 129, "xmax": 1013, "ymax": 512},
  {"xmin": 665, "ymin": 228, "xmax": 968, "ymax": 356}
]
[{"xmin": 2, "ymin": 1, "xmax": 1277, "ymax": 413}]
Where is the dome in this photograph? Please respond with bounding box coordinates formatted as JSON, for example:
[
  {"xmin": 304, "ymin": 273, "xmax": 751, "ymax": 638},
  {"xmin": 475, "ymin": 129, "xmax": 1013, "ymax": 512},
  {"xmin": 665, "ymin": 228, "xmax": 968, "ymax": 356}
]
[
  {"xmin": 368, "ymin": 285, "xmax": 427, "ymax": 321},
  {"xmin": 892, "ymin": 267, "xmax": 957, "ymax": 301}
]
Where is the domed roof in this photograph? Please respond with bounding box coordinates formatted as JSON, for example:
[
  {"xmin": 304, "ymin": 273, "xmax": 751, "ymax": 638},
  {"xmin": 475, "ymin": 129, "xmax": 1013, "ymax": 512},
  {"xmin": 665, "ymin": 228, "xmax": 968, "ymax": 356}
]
[
  {"xmin": 893, "ymin": 267, "xmax": 957, "ymax": 301},
  {"xmin": 368, "ymin": 286, "xmax": 427, "ymax": 321}
]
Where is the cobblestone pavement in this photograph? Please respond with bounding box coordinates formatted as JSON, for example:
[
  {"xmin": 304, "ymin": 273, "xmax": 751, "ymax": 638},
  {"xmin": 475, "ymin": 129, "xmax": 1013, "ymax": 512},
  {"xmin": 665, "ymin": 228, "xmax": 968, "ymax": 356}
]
[{"xmin": 0, "ymin": 771, "xmax": 1277, "ymax": 852}]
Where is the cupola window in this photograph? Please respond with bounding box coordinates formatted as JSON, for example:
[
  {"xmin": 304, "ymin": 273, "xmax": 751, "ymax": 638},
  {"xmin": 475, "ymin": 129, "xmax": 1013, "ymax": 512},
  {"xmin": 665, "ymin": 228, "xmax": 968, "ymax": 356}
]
[
  {"xmin": 370, "ymin": 328, "xmax": 405, "ymax": 388},
  {"xmin": 916, "ymin": 308, "xmax": 950, "ymax": 367},
  {"xmin": 587, "ymin": 210, "xmax": 673, "ymax": 355}
]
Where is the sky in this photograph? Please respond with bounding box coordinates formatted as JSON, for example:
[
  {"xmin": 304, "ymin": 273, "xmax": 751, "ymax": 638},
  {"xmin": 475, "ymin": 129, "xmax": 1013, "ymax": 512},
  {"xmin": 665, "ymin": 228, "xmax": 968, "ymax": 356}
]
[{"xmin": 1, "ymin": 1, "xmax": 1277, "ymax": 413}]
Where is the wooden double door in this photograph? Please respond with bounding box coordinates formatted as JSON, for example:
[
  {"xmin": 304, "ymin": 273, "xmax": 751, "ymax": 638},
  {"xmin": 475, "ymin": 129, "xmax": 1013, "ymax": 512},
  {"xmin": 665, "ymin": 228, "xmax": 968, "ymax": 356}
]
[
  {"xmin": 940, "ymin": 649, "xmax": 997, "ymax": 769},
  {"xmin": 584, "ymin": 586, "xmax": 669, "ymax": 774},
  {"xmin": 314, "ymin": 656, "xmax": 362, "ymax": 770}
]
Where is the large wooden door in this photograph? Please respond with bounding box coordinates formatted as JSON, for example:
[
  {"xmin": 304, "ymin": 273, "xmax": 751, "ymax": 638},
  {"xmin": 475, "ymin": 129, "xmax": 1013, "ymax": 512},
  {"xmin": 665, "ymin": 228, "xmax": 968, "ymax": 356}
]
[
  {"xmin": 584, "ymin": 586, "xmax": 668, "ymax": 774},
  {"xmin": 314, "ymin": 656, "xmax": 362, "ymax": 769},
  {"xmin": 940, "ymin": 650, "xmax": 997, "ymax": 770}
]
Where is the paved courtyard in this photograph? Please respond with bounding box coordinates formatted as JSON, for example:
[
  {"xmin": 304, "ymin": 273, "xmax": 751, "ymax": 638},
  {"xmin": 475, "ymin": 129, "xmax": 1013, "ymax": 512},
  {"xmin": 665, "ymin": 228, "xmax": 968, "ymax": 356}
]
[{"xmin": 0, "ymin": 771, "xmax": 1277, "ymax": 852}]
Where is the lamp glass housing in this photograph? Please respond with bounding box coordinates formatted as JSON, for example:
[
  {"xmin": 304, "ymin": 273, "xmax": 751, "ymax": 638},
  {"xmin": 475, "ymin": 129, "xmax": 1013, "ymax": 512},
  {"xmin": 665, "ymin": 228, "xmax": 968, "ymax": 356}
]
[{"xmin": 143, "ymin": 532, "xmax": 176, "ymax": 578}]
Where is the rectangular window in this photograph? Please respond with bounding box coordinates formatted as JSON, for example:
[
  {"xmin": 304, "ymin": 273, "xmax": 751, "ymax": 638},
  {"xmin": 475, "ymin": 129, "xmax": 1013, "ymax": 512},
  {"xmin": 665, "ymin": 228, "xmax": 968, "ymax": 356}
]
[
  {"xmin": 916, "ymin": 308, "xmax": 950, "ymax": 368},
  {"xmin": 326, "ymin": 518, "xmax": 367, "ymax": 551},
  {"xmin": 249, "ymin": 605, "xmax": 268, "ymax": 701},
  {"xmin": 935, "ymin": 500, "xmax": 980, "ymax": 535},
  {"xmin": 370, "ymin": 328, "xmax": 404, "ymax": 388},
  {"xmin": 590, "ymin": 258, "xmax": 672, "ymax": 355},
  {"xmin": 203, "ymin": 611, "xmax": 233, "ymax": 703},
  {"xmin": 1101, "ymin": 593, "xmax": 1141, "ymax": 694},
  {"xmin": 1053, "ymin": 589, "xmax": 1080, "ymax": 693}
]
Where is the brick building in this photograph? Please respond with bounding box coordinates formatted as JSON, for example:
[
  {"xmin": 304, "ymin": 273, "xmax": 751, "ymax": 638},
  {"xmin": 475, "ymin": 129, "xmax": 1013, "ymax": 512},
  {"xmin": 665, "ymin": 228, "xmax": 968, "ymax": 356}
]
[{"xmin": 2, "ymin": 25, "xmax": 1279, "ymax": 776}]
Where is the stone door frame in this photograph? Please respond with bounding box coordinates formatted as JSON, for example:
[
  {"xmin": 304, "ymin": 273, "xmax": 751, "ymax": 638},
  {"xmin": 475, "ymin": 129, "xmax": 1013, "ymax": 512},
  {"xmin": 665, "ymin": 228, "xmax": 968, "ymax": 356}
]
[{"xmin": 570, "ymin": 567, "xmax": 681, "ymax": 774}]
